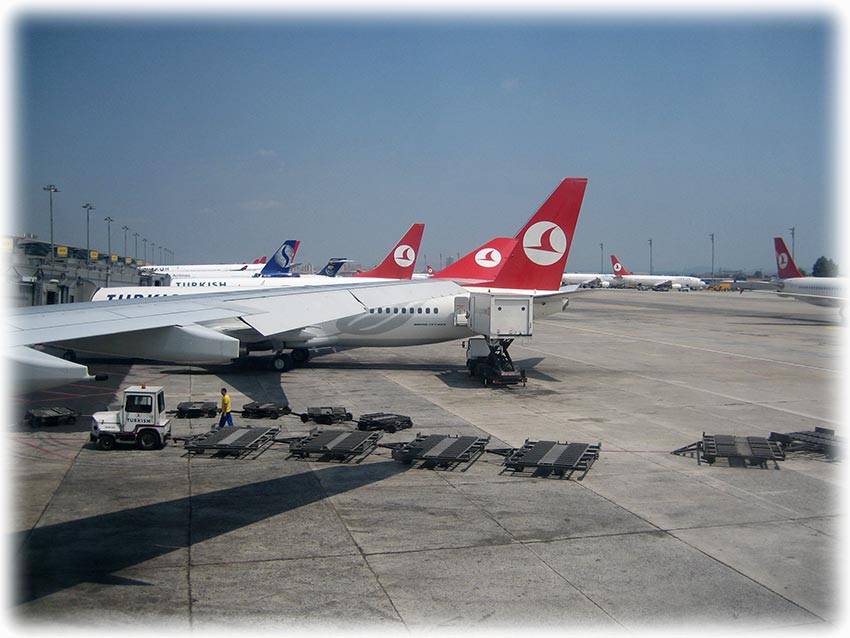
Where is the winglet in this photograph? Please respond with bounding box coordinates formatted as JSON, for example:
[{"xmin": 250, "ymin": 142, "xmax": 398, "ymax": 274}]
[
  {"xmin": 482, "ymin": 178, "xmax": 587, "ymax": 291},
  {"xmin": 610, "ymin": 255, "xmax": 633, "ymax": 276},
  {"xmin": 432, "ymin": 238, "xmax": 518, "ymax": 285},
  {"xmin": 258, "ymin": 240, "xmax": 300, "ymax": 277},
  {"xmin": 353, "ymin": 223, "xmax": 425, "ymax": 279},
  {"xmin": 774, "ymin": 237, "xmax": 803, "ymax": 279}
]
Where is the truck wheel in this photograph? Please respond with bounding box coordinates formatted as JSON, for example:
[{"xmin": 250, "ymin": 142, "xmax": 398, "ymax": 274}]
[
  {"xmin": 137, "ymin": 430, "xmax": 159, "ymax": 451},
  {"xmin": 98, "ymin": 435, "xmax": 116, "ymax": 451},
  {"xmin": 300, "ymin": 413, "xmax": 310, "ymax": 423}
]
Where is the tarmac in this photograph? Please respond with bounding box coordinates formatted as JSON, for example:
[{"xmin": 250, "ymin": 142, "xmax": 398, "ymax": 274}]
[{"xmin": 7, "ymin": 289, "xmax": 846, "ymax": 634}]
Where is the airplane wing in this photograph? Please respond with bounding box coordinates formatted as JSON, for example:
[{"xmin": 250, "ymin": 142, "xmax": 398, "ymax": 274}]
[{"xmin": 7, "ymin": 279, "xmax": 467, "ymax": 391}]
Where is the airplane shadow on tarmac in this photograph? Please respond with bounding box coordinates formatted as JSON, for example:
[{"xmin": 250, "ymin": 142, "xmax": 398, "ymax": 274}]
[{"xmin": 14, "ymin": 461, "xmax": 409, "ymax": 605}]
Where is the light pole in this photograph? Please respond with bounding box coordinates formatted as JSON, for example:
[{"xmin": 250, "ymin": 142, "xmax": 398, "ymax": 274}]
[
  {"xmin": 142, "ymin": 238, "xmax": 147, "ymax": 263},
  {"xmin": 133, "ymin": 232, "xmax": 140, "ymax": 261},
  {"xmin": 789, "ymin": 226, "xmax": 795, "ymax": 260},
  {"xmin": 122, "ymin": 225, "xmax": 129, "ymax": 261},
  {"xmin": 151, "ymin": 242, "xmax": 156, "ymax": 265},
  {"xmin": 43, "ymin": 185, "xmax": 60, "ymax": 261},
  {"xmin": 600, "ymin": 243, "xmax": 603, "ymax": 273},
  {"xmin": 709, "ymin": 233, "xmax": 715, "ymax": 280},
  {"xmin": 104, "ymin": 216, "xmax": 114, "ymax": 257},
  {"xmin": 159, "ymin": 246, "xmax": 164, "ymax": 263},
  {"xmin": 648, "ymin": 238, "xmax": 653, "ymax": 275},
  {"xmin": 82, "ymin": 203, "xmax": 95, "ymax": 259}
]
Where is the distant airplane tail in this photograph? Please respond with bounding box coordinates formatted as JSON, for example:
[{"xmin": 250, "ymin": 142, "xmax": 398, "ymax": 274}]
[
  {"xmin": 426, "ymin": 264, "xmax": 434, "ymax": 277},
  {"xmin": 480, "ymin": 178, "xmax": 587, "ymax": 291},
  {"xmin": 774, "ymin": 237, "xmax": 804, "ymax": 279},
  {"xmin": 353, "ymin": 223, "xmax": 425, "ymax": 279},
  {"xmin": 432, "ymin": 238, "xmax": 518, "ymax": 285},
  {"xmin": 318, "ymin": 258, "xmax": 351, "ymax": 277},
  {"xmin": 610, "ymin": 255, "xmax": 633, "ymax": 276},
  {"xmin": 258, "ymin": 240, "xmax": 300, "ymax": 277}
]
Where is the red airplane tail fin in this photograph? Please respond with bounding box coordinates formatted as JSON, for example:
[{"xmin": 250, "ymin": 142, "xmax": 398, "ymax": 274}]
[
  {"xmin": 610, "ymin": 255, "xmax": 633, "ymax": 276},
  {"xmin": 354, "ymin": 223, "xmax": 425, "ymax": 279},
  {"xmin": 432, "ymin": 238, "xmax": 518, "ymax": 285},
  {"xmin": 774, "ymin": 237, "xmax": 803, "ymax": 279},
  {"xmin": 483, "ymin": 178, "xmax": 587, "ymax": 290}
]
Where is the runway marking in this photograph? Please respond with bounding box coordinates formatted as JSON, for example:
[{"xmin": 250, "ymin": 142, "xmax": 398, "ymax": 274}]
[
  {"xmin": 537, "ymin": 320, "xmax": 839, "ymax": 373},
  {"xmin": 520, "ymin": 327, "xmax": 839, "ymax": 426}
]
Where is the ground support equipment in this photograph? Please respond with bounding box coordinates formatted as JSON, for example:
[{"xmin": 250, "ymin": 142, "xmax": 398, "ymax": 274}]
[
  {"xmin": 769, "ymin": 427, "xmax": 842, "ymax": 459},
  {"xmin": 183, "ymin": 426, "xmax": 279, "ymax": 459},
  {"xmin": 24, "ymin": 407, "xmax": 79, "ymax": 427},
  {"xmin": 672, "ymin": 433, "xmax": 785, "ymax": 469},
  {"xmin": 288, "ymin": 428, "xmax": 381, "ymax": 462},
  {"xmin": 388, "ymin": 433, "xmax": 490, "ymax": 470},
  {"xmin": 357, "ymin": 413, "xmax": 413, "ymax": 433},
  {"xmin": 299, "ymin": 406, "xmax": 354, "ymax": 425},
  {"xmin": 241, "ymin": 401, "xmax": 291, "ymax": 419},
  {"xmin": 175, "ymin": 401, "xmax": 218, "ymax": 419},
  {"xmin": 491, "ymin": 439, "xmax": 601, "ymax": 479}
]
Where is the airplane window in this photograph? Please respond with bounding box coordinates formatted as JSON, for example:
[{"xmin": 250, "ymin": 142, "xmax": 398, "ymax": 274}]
[
  {"xmin": 377, "ymin": 308, "xmax": 382, "ymax": 314},
  {"xmin": 426, "ymin": 308, "xmax": 431, "ymax": 314},
  {"xmin": 417, "ymin": 308, "xmax": 423, "ymax": 314},
  {"xmin": 401, "ymin": 308, "xmax": 406, "ymax": 314},
  {"xmin": 370, "ymin": 309, "xmax": 375, "ymax": 314},
  {"xmin": 434, "ymin": 308, "xmax": 439, "ymax": 314},
  {"xmin": 393, "ymin": 308, "xmax": 399, "ymax": 314}
]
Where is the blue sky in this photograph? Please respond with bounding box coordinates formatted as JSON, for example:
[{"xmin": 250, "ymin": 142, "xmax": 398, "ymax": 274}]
[{"xmin": 11, "ymin": 10, "xmax": 835, "ymax": 274}]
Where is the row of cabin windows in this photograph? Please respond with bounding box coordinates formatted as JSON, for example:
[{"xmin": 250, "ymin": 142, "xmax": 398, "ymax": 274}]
[{"xmin": 369, "ymin": 306, "xmax": 439, "ymax": 315}]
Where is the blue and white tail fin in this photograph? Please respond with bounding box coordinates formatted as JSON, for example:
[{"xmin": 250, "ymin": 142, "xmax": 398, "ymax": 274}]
[
  {"xmin": 257, "ymin": 240, "xmax": 300, "ymax": 277},
  {"xmin": 318, "ymin": 258, "xmax": 352, "ymax": 277}
]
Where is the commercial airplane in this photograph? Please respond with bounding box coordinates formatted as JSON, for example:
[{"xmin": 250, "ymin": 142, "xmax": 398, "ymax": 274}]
[
  {"xmin": 141, "ymin": 256, "xmax": 268, "ymax": 274},
  {"xmin": 9, "ymin": 178, "xmax": 587, "ymax": 388},
  {"xmin": 561, "ymin": 272, "xmax": 616, "ymax": 288},
  {"xmin": 610, "ymin": 255, "xmax": 707, "ymax": 290},
  {"xmin": 91, "ymin": 224, "xmax": 425, "ymax": 300},
  {"xmin": 165, "ymin": 240, "xmax": 301, "ymax": 280},
  {"xmin": 770, "ymin": 237, "xmax": 846, "ymax": 311}
]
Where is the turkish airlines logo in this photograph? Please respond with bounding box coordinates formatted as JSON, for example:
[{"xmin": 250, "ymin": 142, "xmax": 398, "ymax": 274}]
[
  {"xmin": 474, "ymin": 248, "xmax": 502, "ymax": 269},
  {"xmin": 778, "ymin": 252, "xmax": 789, "ymax": 270},
  {"xmin": 394, "ymin": 244, "xmax": 416, "ymax": 268},
  {"xmin": 613, "ymin": 262, "xmax": 623, "ymax": 273},
  {"xmin": 523, "ymin": 222, "xmax": 567, "ymax": 266}
]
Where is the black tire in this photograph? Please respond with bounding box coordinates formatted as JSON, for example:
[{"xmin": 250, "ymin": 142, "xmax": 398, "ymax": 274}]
[
  {"xmin": 387, "ymin": 425, "xmax": 397, "ymax": 433},
  {"xmin": 345, "ymin": 413, "xmax": 353, "ymax": 421},
  {"xmin": 98, "ymin": 434, "xmax": 116, "ymax": 451},
  {"xmin": 300, "ymin": 413, "xmax": 310, "ymax": 423},
  {"xmin": 137, "ymin": 430, "xmax": 159, "ymax": 451},
  {"xmin": 208, "ymin": 411, "xmax": 217, "ymax": 418},
  {"xmin": 291, "ymin": 348, "xmax": 311, "ymax": 366},
  {"xmin": 271, "ymin": 353, "xmax": 294, "ymax": 372}
]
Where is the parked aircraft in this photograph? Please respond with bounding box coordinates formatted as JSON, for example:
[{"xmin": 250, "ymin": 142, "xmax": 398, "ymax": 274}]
[
  {"xmin": 141, "ymin": 256, "xmax": 267, "ymax": 274},
  {"xmin": 10, "ymin": 178, "xmax": 587, "ymax": 388},
  {"xmin": 561, "ymin": 272, "xmax": 616, "ymax": 288},
  {"xmin": 165, "ymin": 240, "xmax": 301, "ymax": 280},
  {"xmin": 610, "ymin": 255, "xmax": 707, "ymax": 290},
  {"xmin": 771, "ymin": 237, "xmax": 846, "ymax": 311},
  {"xmin": 91, "ymin": 225, "xmax": 424, "ymax": 300}
]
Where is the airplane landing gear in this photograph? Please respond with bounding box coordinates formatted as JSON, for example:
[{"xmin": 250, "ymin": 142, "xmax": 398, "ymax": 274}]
[
  {"xmin": 271, "ymin": 352, "xmax": 294, "ymax": 372},
  {"xmin": 291, "ymin": 348, "xmax": 311, "ymax": 366}
]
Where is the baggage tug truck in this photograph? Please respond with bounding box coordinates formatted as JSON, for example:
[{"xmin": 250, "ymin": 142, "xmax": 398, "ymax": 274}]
[{"xmin": 91, "ymin": 385, "xmax": 171, "ymax": 450}]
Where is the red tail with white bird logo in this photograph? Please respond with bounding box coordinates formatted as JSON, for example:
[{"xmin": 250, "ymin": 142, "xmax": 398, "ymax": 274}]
[
  {"xmin": 432, "ymin": 237, "xmax": 519, "ymax": 285},
  {"xmin": 773, "ymin": 237, "xmax": 804, "ymax": 280},
  {"xmin": 610, "ymin": 255, "xmax": 633, "ymax": 276},
  {"xmin": 483, "ymin": 178, "xmax": 588, "ymax": 290},
  {"xmin": 353, "ymin": 223, "xmax": 425, "ymax": 280}
]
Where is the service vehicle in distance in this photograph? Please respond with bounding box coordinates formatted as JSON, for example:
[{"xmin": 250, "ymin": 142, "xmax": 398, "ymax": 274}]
[{"xmin": 90, "ymin": 385, "xmax": 171, "ymax": 450}]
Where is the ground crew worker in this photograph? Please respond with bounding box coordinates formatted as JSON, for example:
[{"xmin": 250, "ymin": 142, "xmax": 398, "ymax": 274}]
[{"xmin": 218, "ymin": 387, "xmax": 234, "ymax": 428}]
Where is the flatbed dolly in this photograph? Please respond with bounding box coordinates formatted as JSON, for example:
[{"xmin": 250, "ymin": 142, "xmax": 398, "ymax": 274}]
[
  {"xmin": 24, "ymin": 407, "xmax": 79, "ymax": 427},
  {"xmin": 299, "ymin": 406, "xmax": 353, "ymax": 425},
  {"xmin": 357, "ymin": 412, "xmax": 413, "ymax": 433},
  {"xmin": 241, "ymin": 401, "xmax": 291, "ymax": 419},
  {"xmin": 175, "ymin": 401, "xmax": 218, "ymax": 419},
  {"xmin": 288, "ymin": 428, "xmax": 381, "ymax": 462}
]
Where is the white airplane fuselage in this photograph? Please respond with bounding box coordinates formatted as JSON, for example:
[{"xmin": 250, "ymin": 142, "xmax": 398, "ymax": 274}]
[
  {"xmin": 617, "ymin": 274, "xmax": 707, "ymax": 290},
  {"xmin": 778, "ymin": 277, "xmax": 847, "ymax": 308}
]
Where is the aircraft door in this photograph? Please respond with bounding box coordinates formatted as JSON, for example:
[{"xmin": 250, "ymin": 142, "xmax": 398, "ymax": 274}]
[{"xmin": 453, "ymin": 296, "xmax": 469, "ymax": 327}]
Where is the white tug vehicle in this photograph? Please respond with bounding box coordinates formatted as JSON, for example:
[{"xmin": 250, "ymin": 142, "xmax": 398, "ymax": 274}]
[{"xmin": 91, "ymin": 385, "xmax": 172, "ymax": 451}]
